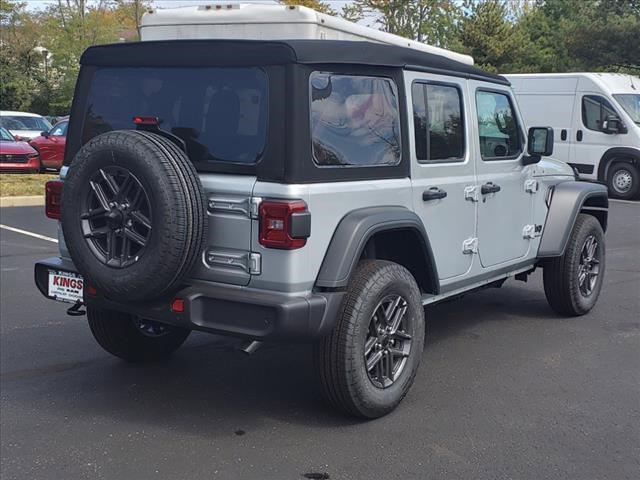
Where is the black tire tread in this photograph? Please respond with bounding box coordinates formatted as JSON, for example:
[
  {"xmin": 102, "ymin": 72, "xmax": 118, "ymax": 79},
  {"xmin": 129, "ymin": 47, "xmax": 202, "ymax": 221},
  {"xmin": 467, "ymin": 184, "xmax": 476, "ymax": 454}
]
[
  {"xmin": 315, "ymin": 260, "xmax": 424, "ymax": 418},
  {"xmin": 543, "ymin": 213, "xmax": 605, "ymax": 316},
  {"xmin": 87, "ymin": 307, "xmax": 190, "ymax": 363},
  {"xmin": 607, "ymin": 162, "xmax": 640, "ymax": 200}
]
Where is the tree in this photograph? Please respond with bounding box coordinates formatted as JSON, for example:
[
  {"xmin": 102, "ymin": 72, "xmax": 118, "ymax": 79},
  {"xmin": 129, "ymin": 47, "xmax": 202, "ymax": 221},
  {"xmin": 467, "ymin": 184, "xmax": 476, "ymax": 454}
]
[
  {"xmin": 0, "ymin": 0, "xmax": 148, "ymax": 114},
  {"xmin": 345, "ymin": 0, "xmax": 461, "ymax": 48},
  {"xmin": 457, "ymin": 0, "xmax": 526, "ymax": 72},
  {"xmin": 0, "ymin": 0, "xmax": 45, "ymax": 111},
  {"xmin": 280, "ymin": 0, "xmax": 336, "ymax": 15}
]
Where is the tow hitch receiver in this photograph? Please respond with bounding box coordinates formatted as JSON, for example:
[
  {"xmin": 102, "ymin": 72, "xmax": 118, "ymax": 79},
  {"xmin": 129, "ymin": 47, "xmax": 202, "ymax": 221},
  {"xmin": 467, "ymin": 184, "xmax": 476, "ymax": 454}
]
[{"xmin": 66, "ymin": 300, "xmax": 86, "ymax": 317}]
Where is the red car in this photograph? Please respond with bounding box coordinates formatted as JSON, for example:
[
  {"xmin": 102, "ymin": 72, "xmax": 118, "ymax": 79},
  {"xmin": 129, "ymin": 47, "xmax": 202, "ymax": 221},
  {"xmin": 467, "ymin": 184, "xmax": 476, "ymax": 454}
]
[
  {"xmin": 0, "ymin": 127, "xmax": 40, "ymax": 173},
  {"xmin": 29, "ymin": 119, "xmax": 68, "ymax": 171}
]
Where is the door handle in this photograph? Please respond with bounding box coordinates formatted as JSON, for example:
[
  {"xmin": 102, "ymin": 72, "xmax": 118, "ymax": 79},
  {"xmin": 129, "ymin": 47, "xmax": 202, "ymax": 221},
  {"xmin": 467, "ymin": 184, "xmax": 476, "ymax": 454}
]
[
  {"xmin": 481, "ymin": 182, "xmax": 501, "ymax": 195},
  {"xmin": 422, "ymin": 187, "xmax": 447, "ymax": 201},
  {"xmin": 576, "ymin": 130, "xmax": 583, "ymax": 142}
]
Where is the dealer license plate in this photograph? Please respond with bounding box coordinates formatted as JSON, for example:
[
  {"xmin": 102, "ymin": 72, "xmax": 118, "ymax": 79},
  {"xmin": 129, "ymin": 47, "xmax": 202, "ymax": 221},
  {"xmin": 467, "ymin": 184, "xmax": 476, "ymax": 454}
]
[{"xmin": 48, "ymin": 270, "xmax": 84, "ymax": 303}]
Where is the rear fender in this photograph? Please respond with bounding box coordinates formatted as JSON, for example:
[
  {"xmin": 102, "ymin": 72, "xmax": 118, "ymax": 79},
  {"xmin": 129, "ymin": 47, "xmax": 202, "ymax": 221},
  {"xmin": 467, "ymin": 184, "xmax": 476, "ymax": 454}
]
[{"xmin": 315, "ymin": 206, "xmax": 439, "ymax": 293}]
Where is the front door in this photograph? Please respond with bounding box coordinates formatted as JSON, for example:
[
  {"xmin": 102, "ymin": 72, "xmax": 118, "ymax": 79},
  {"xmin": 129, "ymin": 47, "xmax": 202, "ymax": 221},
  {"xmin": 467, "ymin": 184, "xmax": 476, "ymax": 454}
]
[
  {"xmin": 472, "ymin": 85, "xmax": 533, "ymax": 268},
  {"xmin": 407, "ymin": 72, "xmax": 476, "ymax": 281},
  {"xmin": 570, "ymin": 93, "xmax": 622, "ymax": 180}
]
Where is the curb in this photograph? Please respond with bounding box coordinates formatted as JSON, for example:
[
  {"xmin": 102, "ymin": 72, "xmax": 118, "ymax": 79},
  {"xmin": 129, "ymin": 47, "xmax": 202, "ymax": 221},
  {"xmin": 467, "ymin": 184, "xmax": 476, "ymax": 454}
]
[{"xmin": 0, "ymin": 196, "xmax": 45, "ymax": 207}]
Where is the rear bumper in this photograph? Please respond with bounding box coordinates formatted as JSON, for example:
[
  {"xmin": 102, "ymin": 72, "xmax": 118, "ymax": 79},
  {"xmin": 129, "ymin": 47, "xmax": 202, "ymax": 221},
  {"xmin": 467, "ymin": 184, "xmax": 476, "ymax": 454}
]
[{"xmin": 35, "ymin": 257, "xmax": 343, "ymax": 341}]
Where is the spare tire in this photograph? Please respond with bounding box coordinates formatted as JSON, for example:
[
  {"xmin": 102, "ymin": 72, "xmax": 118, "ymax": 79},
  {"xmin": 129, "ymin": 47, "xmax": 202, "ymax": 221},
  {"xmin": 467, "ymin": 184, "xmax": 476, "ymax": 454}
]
[{"xmin": 61, "ymin": 130, "xmax": 207, "ymax": 302}]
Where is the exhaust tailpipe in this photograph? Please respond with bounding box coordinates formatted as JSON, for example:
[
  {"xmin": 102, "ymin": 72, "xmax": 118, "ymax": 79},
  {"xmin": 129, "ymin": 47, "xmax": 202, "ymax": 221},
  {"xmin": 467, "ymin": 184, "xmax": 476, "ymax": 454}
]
[{"xmin": 239, "ymin": 340, "xmax": 262, "ymax": 355}]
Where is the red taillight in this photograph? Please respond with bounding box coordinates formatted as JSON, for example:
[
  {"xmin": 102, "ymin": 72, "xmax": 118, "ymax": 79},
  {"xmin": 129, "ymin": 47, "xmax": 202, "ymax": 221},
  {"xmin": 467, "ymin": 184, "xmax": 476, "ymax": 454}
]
[
  {"xmin": 171, "ymin": 298, "xmax": 185, "ymax": 313},
  {"xmin": 133, "ymin": 116, "xmax": 160, "ymax": 126},
  {"xmin": 258, "ymin": 199, "xmax": 310, "ymax": 250},
  {"xmin": 45, "ymin": 180, "xmax": 63, "ymax": 220}
]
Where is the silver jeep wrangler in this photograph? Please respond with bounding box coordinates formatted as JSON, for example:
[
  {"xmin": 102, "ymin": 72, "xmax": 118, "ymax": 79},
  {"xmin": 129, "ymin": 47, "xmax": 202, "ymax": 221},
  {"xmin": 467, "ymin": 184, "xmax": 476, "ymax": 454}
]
[{"xmin": 35, "ymin": 40, "xmax": 608, "ymax": 418}]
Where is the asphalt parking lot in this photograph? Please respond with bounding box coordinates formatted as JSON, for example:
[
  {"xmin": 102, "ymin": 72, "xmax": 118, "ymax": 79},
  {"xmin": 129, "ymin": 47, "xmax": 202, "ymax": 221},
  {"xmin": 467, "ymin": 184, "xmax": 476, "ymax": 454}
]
[{"xmin": 1, "ymin": 202, "xmax": 639, "ymax": 480}]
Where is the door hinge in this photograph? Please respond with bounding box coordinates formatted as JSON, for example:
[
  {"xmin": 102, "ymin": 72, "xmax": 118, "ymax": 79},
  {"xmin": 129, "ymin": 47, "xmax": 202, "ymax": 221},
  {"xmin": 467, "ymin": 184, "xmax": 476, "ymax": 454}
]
[
  {"xmin": 462, "ymin": 237, "xmax": 478, "ymax": 254},
  {"xmin": 523, "ymin": 224, "xmax": 542, "ymax": 239},
  {"xmin": 525, "ymin": 179, "xmax": 539, "ymax": 193},
  {"xmin": 208, "ymin": 196, "xmax": 262, "ymax": 219},
  {"xmin": 204, "ymin": 249, "xmax": 262, "ymax": 275},
  {"xmin": 464, "ymin": 185, "xmax": 479, "ymax": 202}
]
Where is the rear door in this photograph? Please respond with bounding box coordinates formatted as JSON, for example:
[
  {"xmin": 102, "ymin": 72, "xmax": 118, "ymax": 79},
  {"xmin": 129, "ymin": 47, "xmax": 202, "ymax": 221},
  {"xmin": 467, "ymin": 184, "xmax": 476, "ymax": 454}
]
[{"xmin": 406, "ymin": 71, "xmax": 476, "ymax": 281}]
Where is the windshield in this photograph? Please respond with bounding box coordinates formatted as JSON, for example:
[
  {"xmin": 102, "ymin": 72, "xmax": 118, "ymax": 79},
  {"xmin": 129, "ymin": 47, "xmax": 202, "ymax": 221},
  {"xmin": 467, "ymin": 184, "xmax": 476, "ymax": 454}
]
[
  {"xmin": 83, "ymin": 67, "xmax": 268, "ymax": 165},
  {"xmin": 0, "ymin": 127, "xmax": 15, "ymax": 141},
  {"xmin": 0, "ymin": 115, "xmax": 51, "ymax": 131},
  {"xmin": 613, "ymin": 94, "xmax": 640, "ymax": 124}
]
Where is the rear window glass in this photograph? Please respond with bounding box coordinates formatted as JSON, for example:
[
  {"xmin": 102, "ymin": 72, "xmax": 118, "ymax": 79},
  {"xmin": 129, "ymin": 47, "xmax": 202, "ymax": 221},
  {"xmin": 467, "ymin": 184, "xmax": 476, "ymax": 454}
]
[
  {"xmin": 83, "ymin": 67, "xmax": 268, "ymax": 165},
  {"xmin": 310, "ymin": 72, "xmax": 401, "ymax": 167}
]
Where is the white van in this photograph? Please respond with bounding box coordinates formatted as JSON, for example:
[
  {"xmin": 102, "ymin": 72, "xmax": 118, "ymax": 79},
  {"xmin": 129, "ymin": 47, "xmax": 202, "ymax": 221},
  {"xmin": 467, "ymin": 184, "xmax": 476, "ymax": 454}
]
[{"xmin": 506, "ymin": 73, "xmax": 640, "ymax": 199}]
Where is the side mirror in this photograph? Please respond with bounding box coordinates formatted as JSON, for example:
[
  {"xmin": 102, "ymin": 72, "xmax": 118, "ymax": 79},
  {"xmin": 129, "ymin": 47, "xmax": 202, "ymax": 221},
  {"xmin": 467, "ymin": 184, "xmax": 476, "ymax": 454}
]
[
  {"xmin": 40, "ymin": 131, "xmax": 49, "ymax": 138},
  {"xmin": 601, "ymin": 115, "xmax": 625, "ymax": 134},
  {"xmin": 527, "ymin": 126, "xmax": 554, "ymax": 157}
]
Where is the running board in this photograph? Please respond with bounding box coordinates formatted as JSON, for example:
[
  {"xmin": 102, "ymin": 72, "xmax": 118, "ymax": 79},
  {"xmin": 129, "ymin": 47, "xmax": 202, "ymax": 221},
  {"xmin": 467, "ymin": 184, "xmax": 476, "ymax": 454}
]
[{"xmin": 421, "ymin": 265, "xmax": 535, "ymax": 306}]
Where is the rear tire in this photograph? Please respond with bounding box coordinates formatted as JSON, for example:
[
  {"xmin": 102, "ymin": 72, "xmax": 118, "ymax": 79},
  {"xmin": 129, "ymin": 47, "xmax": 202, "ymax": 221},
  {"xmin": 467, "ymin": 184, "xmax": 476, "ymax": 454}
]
[
  {"xmin": 543, "ymin": 214, "xmax": 605, "ymax": 316},
  {"xmin": 87, "ymin": 307, "xmax": 190, "ymax": 363},
  {"xmin": 606, "ymin": 162, "xmax": 639, "ymax": 200},
  {"xmin": 314, "ymin": 260, "xmax": 425, "ymax": 418}
]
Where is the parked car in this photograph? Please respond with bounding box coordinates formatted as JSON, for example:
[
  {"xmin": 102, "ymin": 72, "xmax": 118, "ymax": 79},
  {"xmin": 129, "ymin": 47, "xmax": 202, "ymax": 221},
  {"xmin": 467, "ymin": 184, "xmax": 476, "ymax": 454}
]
[
  {"xmin": 45, "ymin": 115, "xmax": 68, "ymax": 125},
  {"xmin": 0, "ymin": 127, "xmax": 40, "ymax": 173},
  {"xmin": 506, "ymin": 73, "xmax": 640, "ymax": 200},
  {"xmin": 0, "ymin": 111, "xmax": 52, "ymax": 142},
  {"xmin": 29, "ymin": 118, "xmax": 68, "ymax": 171},
  {"xmin": 35, "ymin": 5, "xmax": 608, "ymax": 418}
]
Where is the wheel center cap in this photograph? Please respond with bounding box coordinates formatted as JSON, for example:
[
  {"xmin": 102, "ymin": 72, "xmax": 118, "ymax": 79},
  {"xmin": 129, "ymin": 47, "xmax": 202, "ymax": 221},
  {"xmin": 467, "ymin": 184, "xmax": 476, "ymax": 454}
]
[{"xmin": 106, "ymin": 209, "xmax": 124, "ymax": 229}]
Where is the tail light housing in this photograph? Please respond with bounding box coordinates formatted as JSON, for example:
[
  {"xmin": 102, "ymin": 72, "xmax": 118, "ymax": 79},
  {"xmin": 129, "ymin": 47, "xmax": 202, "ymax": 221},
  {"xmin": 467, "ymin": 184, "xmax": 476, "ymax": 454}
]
[
  {"xmin": 258, "ymin": 199, "xmax": 310, "ymax": 250},
  {"xmin": 45, "ymin": 180, "xmax": 63, "ymax": 220}
]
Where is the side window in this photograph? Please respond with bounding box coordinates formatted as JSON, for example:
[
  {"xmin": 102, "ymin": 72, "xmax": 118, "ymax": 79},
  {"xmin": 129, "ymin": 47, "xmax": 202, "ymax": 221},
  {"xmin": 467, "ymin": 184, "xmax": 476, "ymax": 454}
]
[
  {"xmin": 50, "ymin": 121, "xmax": 68, "ymax": 136},
  {"xmin": 582, "ymin": 95, "xmax": 617, "ymax": 131},
  {"xmin": 412, "ymin": 82, "xmax": 464, "ymax": 162},
  {"xmin": 476, "ymin": 90, "xmax": 521, "ymax": 160},
  {"xmin": 310, "ymin": 72, "xmax": 401, "ymax": 166}
]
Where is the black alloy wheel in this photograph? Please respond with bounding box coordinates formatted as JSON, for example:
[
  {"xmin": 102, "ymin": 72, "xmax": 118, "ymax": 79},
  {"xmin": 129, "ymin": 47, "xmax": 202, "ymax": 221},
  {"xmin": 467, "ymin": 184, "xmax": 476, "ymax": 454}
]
[
  {"xmin": 80, "ymin": 166, "xmax": 152, "ymax": 268},
  {"xmin": 364, "ymin": 294, "xmax": 412, "ymax": 389}
]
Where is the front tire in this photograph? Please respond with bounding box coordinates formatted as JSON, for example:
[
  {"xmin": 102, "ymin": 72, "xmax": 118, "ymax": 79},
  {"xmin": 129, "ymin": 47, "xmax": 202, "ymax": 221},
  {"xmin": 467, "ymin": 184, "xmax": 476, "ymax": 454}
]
[
  {"xmin": 87, "ymin": 307, "xmax": 190, "ymax": 362},
  {"xmin": 543, "ymin": 214, "xmax": 605, "ymax": 316},
  {"xmin": 314, "ymin": 260, "xmax": 425, "ymax": 418},
  {"xmin": 606, "ymin": 162, "xmax": 639, "ymax": 200}
]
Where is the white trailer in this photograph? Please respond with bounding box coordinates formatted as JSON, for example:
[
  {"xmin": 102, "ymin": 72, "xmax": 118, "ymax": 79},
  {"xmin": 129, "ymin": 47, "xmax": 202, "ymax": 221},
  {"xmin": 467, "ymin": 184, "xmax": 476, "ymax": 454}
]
[
  {"xmin": 506, "ymin": 73, "xmax": 640, "ymax": 199},
  {"xmin": 140, "ymin": 3, "xmax": 474, "ymax": 66}
]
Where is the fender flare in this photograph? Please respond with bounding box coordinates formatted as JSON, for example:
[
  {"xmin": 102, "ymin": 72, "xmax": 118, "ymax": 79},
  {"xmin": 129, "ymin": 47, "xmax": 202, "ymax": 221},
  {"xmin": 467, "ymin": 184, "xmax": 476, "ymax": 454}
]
[
  {"xmin": 537, "ymin": 181, "xmax": 608, "ymax": 258},
  {"xmin": 597, "ymin": 147, "xmax": 640, "ymax": 182},
  {"xmin": 315, "ymin": 206, "xmax": 439, "ymax": 292}
]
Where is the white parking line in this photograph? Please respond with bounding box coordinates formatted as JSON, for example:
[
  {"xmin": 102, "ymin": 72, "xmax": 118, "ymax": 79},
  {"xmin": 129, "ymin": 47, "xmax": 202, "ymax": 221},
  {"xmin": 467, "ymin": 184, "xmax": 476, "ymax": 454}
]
[
  {"xmin": 609, "ymin": 199, "xmax": 638, "ymax": 205},
  {"xmin": 0, "ymin": 224, "xmax": 58, "ymax": 244}
]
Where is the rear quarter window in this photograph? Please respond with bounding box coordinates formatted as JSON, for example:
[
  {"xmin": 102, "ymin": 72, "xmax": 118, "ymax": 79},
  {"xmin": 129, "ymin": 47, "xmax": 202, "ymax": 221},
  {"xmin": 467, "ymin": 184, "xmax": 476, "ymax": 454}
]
[{"xmin": 310, "ymin": 73, "xmax": 401, "ymax": 167}]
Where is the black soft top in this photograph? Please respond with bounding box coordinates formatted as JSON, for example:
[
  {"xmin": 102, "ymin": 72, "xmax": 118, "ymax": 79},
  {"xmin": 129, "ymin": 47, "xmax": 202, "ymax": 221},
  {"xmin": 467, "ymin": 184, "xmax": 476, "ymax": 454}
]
[{"xmin": 80, "ymin": 39, "xmax": 509, "ymax": 86}]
